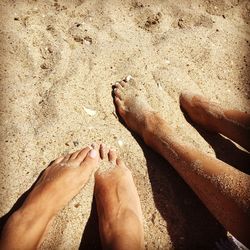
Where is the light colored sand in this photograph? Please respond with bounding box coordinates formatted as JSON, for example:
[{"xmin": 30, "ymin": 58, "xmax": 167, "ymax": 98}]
[{"xmin": 0, "ymin": 0, "xmax": 249, "ymax": 249}]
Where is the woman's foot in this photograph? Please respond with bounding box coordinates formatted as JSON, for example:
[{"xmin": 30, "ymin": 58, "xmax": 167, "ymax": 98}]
[
  {"xmin": 113, "ymin": 78, "xmax": 155, "ymax": 136},
  {"xmin": 180, "ymin": 91, "xmax": 224, "ymax": 131},
  {"xmin": 113, "ymin": 77, "xmax": 174, "ymax": 150},
  {"xmin": 95, "ymin": 144, "xmax": 144, "ymax": 250},
  {"xmin": 0, "ymin": 146, "xmax": 100, "ymax": 250},
  {"xmin": 23, "ymin": 145, "xmax": 100, "ymax": 217},
  {"xmin": 180, "ymin": 91, "xmax": 250, "ymax": 151}
]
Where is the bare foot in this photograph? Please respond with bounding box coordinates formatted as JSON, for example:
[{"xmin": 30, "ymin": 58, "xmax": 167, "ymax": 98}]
[
  {"xmin": 113, "ymin": 78, "xmax": 175, "ymax": 154},
  {"xmin": 180, "ymin": 91, "xmax": 223, "ymax": 131},
  {"xmin": 23, "ymin": 146, "xmax": 99, "ymax": 216},
  {"xmin": 95, "ymin": 144, "xmax": 144, "ymax": 250},
  {"xmin": 113, "ymin": 78, "xmax": 155, "ymax": 136},
  {"xmin": 0, "ymin": 146, "xmax": 99, "ymax": 250},
  {"xmin": 180, "ymin": 91, "xmax": 250, "ymax": 151}
]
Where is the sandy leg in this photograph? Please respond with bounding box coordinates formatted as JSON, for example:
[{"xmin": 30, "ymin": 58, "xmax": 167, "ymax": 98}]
[
  {"xmin": 180, "ymin": 92, "xmax": 250, "ymax": 151},
  {"xmin": 95, "ymin": 144, "xmax": 144, "ymax": 250},
  {"xmin": 0, "ymin": 146, "xmax": 99, "ymax": 250},
  {"xmin": 113, "ymin": 79, "xmax": 250, "ymax": 248}
]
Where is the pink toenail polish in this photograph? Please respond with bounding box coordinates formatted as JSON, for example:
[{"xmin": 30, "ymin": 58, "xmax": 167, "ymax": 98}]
[{"xmin": 89, "ymin": 149, "xmax": 97, "ymax": 158}]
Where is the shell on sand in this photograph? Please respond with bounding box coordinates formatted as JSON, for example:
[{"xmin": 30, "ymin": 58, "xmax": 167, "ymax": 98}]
[{"xmin": 83, "ymin": 106, "xmax": 97, "ymax": 116}]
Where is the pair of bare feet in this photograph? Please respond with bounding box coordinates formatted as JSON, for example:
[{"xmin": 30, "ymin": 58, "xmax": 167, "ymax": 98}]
[
  {"xmin": 1, "ymin": 76, "xmax": 250, "ymax": 249},
  {"xmin": 0, "ymin": 144, "xmax": 144, "ymax": 250}
]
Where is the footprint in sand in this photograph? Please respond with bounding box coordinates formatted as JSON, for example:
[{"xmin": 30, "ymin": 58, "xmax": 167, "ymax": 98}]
[
  {"xmin": 202, "ymin": 0, "xmax": 240, "ymax": 16},
  {"xmin": 130, "ymin": 2, "xmax": 162, "ymax": 32},
  {"xmin": 173, "ymin": 13, "xmax": 214, "ymax": 29}
]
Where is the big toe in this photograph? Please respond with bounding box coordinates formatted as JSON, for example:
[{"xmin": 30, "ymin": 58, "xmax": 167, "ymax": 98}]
[
  {"xmin": 180, "ymin": 91, "xmax": 207, "ymax": 107},
  {"xmin": 77, "ymin": 148, "xmax": 100, "ymax": 177},
  {"xmin": 180, "ymin": 91, "xmax": 196, "ymax": 107}
]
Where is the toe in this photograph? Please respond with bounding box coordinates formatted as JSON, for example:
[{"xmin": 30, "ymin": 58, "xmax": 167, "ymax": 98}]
[
  {"xmin": 113, "ymin": 88, "xmax": 123, "ymax": 100},
  {"xmin": 100, "ymin": 143, "xmax": 107, "ymax": 160},
  {"xmin": 80, "ymin": 148, "xmax": 99, "ymax": 170},
  {"xmin": 114, "ymin": 97, "xmax": 126, "ymax": 116},
  {"xmin": 74, "ymin": 146, "xmax": 92, "ymax": 164},
  {"xmin": 51, "ymin": 156, "xmax": 64, "ymax": 165},
  {"xmin": 63, "ymin": 154, "xmax": 71, "ymax": 162},
  {"xmin": 180, "ymin": 91, "xmax": 208, "ymax": 112},
  {"xmin": 114, "ymin": 82, "xmax": 124, "ymax": 89},
  {"xmin": 108, "ymin": 148, "xmax": 117, "ymax": 163},
  {"xmin": 119, "ymin": 80, "xmax": 127, "ymax": 87},
  {"xmin": 180, "ymin": 91, "xmax": 195, "ymax": 104},
  {"xmin": 69, "ymin": 150, "xmax": 82, "ymax": 160}
]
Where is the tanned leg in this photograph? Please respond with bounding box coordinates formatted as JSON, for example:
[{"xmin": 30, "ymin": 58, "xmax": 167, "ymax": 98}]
[
  {"xmin": 180, "ymin": 91, "xmax": 250, "ymax": 151},
  {"xmin": 113, "ymin": 79, "xmax": 250, "ymax": 248},
  {"xmin": 95, "ymin": 144, "xmax": 144, "ymax": 250},
  {"xmin": 0, "ymin": 146, "xmax": 99, "ymax": 250}
]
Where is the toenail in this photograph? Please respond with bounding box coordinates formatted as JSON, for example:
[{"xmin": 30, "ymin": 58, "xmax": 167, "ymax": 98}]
[
  {"xmin": 89, "ymin": 149, "xmax": 97, "ymax": 158},
  {"xmin": 125, "ymin": 75, "xmax": 133, "ymax": 82}
]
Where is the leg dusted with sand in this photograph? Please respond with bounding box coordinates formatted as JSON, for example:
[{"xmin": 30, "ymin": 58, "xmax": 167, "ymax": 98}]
[
  {"xmin": 113, "ymin": 79, "xmax": 250, "ymax": 248},
  {"xmin": 95, "ymin": 144, "xmax": 144, "ymax": 250},
  {"xmin": 0, "ymin": 146, "xmax": 99, "ymax": 250}
]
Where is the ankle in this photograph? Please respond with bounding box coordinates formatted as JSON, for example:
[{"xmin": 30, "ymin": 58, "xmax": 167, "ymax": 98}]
[
  {"xmin": 101, "ymin": 208, "xmax": 144, "ymax": 250},
  {"xmin": 0, "ymin": 208, "xmax": 49, "ymax": 250},
  {"xmin": 142, "ymin": 112, "xmax": 173, "ymax": 142}
]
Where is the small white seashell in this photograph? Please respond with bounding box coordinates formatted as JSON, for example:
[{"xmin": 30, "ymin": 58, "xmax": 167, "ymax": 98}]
[
  {"xmin": 84, "ymin": 106, "xmax": 97, "ymax": 116},
  {"xmin": 117, "ymin": 139, "xmax": 123, "ymax": 147},
  {"xmin": 125, "ymin": 75, "xmax": 133, "ymax": 82},
  {"xmin": 84, "ymin": 40, "xmax": 91, "ymax": 45},
  {"xmin": 165, "ymin": 60, "xmax": 170, "ymax": 65}
]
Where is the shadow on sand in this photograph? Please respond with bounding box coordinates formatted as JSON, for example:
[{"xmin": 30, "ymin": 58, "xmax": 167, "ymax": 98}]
[
  {"xmin": 79, "ymin": 198, "xmax": 102, "ymax": 250},
  {"xmin": 133, "ymin": 133, "xmax": 227, "ymax": 249},
  {"xmin": 1, "ymin": 108, "xmax": 248, "ymax": 249}
]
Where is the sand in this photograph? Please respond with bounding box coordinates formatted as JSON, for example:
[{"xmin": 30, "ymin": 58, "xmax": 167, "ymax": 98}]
[{"xmin": 0, "ymin": 0, "xmax": 249, "ymax": 249}]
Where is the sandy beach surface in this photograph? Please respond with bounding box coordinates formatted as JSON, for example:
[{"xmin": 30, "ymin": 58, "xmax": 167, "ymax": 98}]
[{"xmin": 0, "ymin": 0, "xmax": 249, "ymax": 249}]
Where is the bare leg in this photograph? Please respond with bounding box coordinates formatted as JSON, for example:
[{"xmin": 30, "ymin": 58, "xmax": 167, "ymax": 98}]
[
  {"xmin": 113, "ymin": 79, "xmax": 250, "ymax": 248},
  {"xmin": 180, "ymin": 92, "xmax": 250, "ymax": 151},
  {"xmin": 95, "ymin": 144, "xmax": 144, "ymax": 250},
  {"xmin": 0, "ymin": 146, "xmax": 99, "ymax": 250}
]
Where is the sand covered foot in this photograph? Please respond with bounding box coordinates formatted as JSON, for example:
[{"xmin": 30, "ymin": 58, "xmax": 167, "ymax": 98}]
[
  {"xmin": 0, "ymin": 146, "xmax": 100, "ymax": 250},
  {"xmin": 180, "ymin": 91, "xmax": 224, "ymax": 131},
  {"xmin": 23, "ymin": 146, "xmax": 100, "ymax": 216},
  {"xmin": 180, "ymin": 91, "xmax": 250, "ymax": 151},
  {"xmin": 95, "ymin": 144, "xmax": 144, "ymax": 250},
  {"xmin": 113, "ymin": 77, "xmax": 155, "ymax": 136}
]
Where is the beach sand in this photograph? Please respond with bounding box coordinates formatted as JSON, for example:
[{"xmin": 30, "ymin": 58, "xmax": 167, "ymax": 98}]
[{"xmin": 0, "ymin": 0, "xmax": 249, "ymax": 249}]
